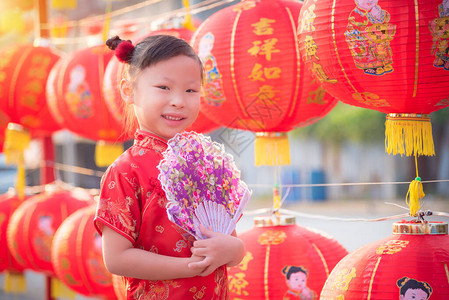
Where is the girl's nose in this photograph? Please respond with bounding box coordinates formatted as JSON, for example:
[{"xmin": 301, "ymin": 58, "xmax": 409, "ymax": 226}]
[{"xmin": 170, "ymin": 92, "xmax": 186, "ymax": 108}]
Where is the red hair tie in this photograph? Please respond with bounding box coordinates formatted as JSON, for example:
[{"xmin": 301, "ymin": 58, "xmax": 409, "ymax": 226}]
[{"xmin": 106, "ymin": 36, "xmax": 134, "ymax": 64}]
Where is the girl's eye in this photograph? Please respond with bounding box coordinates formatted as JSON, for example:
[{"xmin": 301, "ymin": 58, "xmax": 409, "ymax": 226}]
[
  {"xmin": 157, "ymin": 86, "xmax": 169, "ymax": 90},
  {"xmin": 186, "ymin": 89, "xmax": 197, "ymax": 93}
]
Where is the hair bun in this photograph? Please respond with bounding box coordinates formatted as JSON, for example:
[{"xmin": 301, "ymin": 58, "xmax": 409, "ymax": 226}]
[{"xmin": 106, "ymin": 35, "xmax": 134, "ymax": 64}]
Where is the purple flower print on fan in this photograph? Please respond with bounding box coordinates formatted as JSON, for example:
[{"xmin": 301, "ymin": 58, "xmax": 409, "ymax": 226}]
[{"xmin": 157, "ymin": 131, "xmax": 251, "ymax": 240}]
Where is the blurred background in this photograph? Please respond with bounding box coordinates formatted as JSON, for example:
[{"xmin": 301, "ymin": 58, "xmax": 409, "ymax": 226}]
[{"xmin": 0, "ymin": 0, "xmax": 448, "ymax": 299}]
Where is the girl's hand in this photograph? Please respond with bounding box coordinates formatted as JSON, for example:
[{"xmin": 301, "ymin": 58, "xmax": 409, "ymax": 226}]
[{"xmin": 188, "ymin": 225, "xmax": 245, "ymax": 277}]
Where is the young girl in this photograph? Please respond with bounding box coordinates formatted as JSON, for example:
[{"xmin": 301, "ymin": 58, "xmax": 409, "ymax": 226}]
[{"xmin": 94, "ymin": 35, "xmax": 245, "ymax": 299}]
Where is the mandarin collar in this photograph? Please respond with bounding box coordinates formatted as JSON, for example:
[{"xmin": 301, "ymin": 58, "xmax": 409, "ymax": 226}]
[{"xmin": 133, "ymin": 130, "xmax": 168, "ymax": 151}]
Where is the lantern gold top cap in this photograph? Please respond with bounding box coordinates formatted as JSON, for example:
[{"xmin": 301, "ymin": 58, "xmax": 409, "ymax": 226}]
[
  {"xmin": 393, "ymin": 221, "xmax": 447, "ymax": 235},
  {"xmin": 254, "ymin": 215, "xmax": 295, "ymax": 227}
]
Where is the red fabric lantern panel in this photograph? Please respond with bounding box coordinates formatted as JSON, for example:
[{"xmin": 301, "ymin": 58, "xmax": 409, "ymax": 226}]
[
  {"xmin": 297, "ymin": 0, "xmax": 449, "ymax": 156},
  {"xmin": 51, "ymin": 204, "xmax": 116, "ymax": 298},
  {"xmin": 227, "ymin": 216, "xmax": 348, "ymax": 299},
  {"xmin": 0, "ymin": 45, "xmax": 61, "ymax": 136},
  {"xmin": 46, "ymin": 45, "xmax": 121, "ymax": 142},
  {"xmin": 320, "ymin": 221, "xmax": 449, "ymax": 299},
  {"xmin": 191, "ymin": 0, "xmax": 337, "ymax": 133},
  {"xmin": 0, "ymin": 191, "xmax": 26, "ymax": 273},
  {"xmin": 6, "ymin": 188, "xmax": 94, "ymax": 275}
]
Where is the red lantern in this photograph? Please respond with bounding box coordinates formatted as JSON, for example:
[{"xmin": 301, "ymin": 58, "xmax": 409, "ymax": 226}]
[
  {"xmin": 191, "ymin": 0, "xmax": 338, "ymax": 165},
  {"xmin": 297, "ymin": 0, "xmax": 449, "ymax": 157},
  {"xmin": 227, "ymin": 215, "xmax": 348, "ymax": 299},
  {"xmin": 0, "ymin": 44, "xmax": 61, "ymax": 136},
  {"xmin": 0, "ymin": 191, "xmax": 25, "ymax": 273},
  {"xmin": 51, "ymin": 204, "xmax": 116, "ymax": 299},
  {"xmin": 46, "ymin": 45, "xmax": 126, "ymax": 166},
  {"xmin": 320, "ymin": 220, "xmax": 449, "ymax": 299},
  {"xmin": 0, "ymin": 191, "xmax": 28, "ymax": 293},
  {"xmin": 6, "ymin": 187, "xmax": 94, "ymax": 275}
]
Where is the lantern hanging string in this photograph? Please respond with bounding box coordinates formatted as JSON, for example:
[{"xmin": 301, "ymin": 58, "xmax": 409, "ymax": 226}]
[{"xmin": 40, "ymin": 0, "xmax": 237, "ymax": 42}]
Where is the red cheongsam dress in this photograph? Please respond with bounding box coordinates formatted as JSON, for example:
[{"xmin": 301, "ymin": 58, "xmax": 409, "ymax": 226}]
[{"xmin": 94, "ymin": 130, "xmax": 229, "ymax": 300}]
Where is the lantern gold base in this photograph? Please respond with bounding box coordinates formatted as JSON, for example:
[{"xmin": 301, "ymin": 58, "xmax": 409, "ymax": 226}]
[{"xmin": 393, "ymin": 220, "xmax": 447, "ymax": 235}]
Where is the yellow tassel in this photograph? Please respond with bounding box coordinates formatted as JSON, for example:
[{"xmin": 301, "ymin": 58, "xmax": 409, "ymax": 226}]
[
  {"xmin": 182, "ymin": 0, "xmax": 196, "ymax": 31},
  {"xmin": 4, "ymin": 123, "xmax": 30, "ymax": 200},
  {"xmin": 385, "ymin": 113, "xmax": 435, "ymax": 157},
  {"xmin": 51, "ymin": 0, "xmax": 77, "ymax": 10},
  {"xmin": 95, "ymin": 140, "xmax": 124, "ymax": 167},
  {"xmin": 4, "ymin": 271, "xmax": 26, "ymax": 293},
  {"xmin": 51, "ymin": 277, "xmax": 76, "ymax": 299},
  {"xmin": 273, "ymin": 184, "xmax": 281, "ymax": 211},
  {"xmin": 254, "ymin": 132, "xmax": 290, "ymax": 166},
  {"xmin": 406, "ymin": 177, "xmax": 425, "ymax": 217}
]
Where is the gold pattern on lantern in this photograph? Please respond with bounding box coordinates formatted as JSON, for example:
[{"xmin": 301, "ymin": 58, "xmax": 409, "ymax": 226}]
[
  {"xmin": 250, "ymin": 85, "xmax": 279, "ymax": 105},
  {"xmin": 331, "ymin": 267, "xmax": 357, "ymax": 292},
  {"xmin": 232, "ymin": 1, "xmax": 257, "ymax": 12},
  {"xmin": 248, "ymin": 39, "xmax": 280, "ymax": 61},
  {"xmin": 312, "ymin": 62, "xmax": 338, "ymax": 83},
  {"xmin": 228, "ymin": 272, "xmax": 250, "ymax": 296},
  {"xmin": 304, "ymin": 35, "xmax": 319, "ymax": 60},
  {"xmin": 248, "ymin": 63, "xmax": 281, "ymax": 82},
  {"xmin": 376, "ymin": 240, "xmax": 409, "ymax": 255},
  {"xmin": 258, "ymin": 230, "xmax": 287, "ymax": 245},
  {"xmin": 299, "ymin": 4, "xmax": 317, "ymax": 33},
  {"xmin": 307, "ymin": 81, "xmax": 328, "ymax": 105},
  {"xmin": 352, "ymin": 91, "xmax": 389, "ymax": 107},
  {"xmin": 251, "ymin": 18, "xmax": 275, "ymax": 35},
  {"xmin": 234, "ymin": 251, "xmax": 254, "ymax": 271}
]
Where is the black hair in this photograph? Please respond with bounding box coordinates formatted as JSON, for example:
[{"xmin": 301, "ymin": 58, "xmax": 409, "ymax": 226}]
[
  {"xmin": 282, "ymin": 265, "xmax": 308, "ymax": 280},
  {"xmin": 396, "ymin": 277, "xmax": 432, "ymax": 298}
]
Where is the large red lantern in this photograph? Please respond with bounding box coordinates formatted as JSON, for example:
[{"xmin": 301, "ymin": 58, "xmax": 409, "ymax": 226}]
[
  {"xmin": 320, "ymin": 220, "xmax": 449, "ymax": 299},
  {"xmin": 191, "ymin": 0, "xmax": 338, "ymax": 166},
  {"xmin": 51, "ymin": 204, "xmax": 116, "ymax": 299},
  {"xmin": 6, "ymin": 187, "xmax": 94, "ymax": 275},
  {"xmin": 46, "ymin": 45, "xmax": 126, "ymax": 167},
  {"xmin": 0, "ymin": 44, "xmax": 61, "ymax": 135},
  {"xmin": 0, "ymin": 110, "xmax": 9, "ymax": 152},
  {"xmin": 227, "ymin": 215, "xmax": 348, "ymax": 299},
  {"xmin": 297, "ymin": 0, "xmax": 449, "ymax": 157}
]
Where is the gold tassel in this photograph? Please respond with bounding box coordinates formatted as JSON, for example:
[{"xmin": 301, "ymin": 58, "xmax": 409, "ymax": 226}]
[
  {"xmin": 95, "ymin": 140, "xmax": 124, "ymax": 167},
  {"xmin": 385, "ymin": 113, "xmax": 435, "ymax": 157},
  {"xmin": 4, "ymin": 271, "xmax": 26, "ymax": 293},
  {"xmin": 182, "ymin": 0, "xmax": 196, "ymax": 31},
  {"xmin": 51, "ymin": 277, "xmax": 76, "ymax": 299},
  {"xmin": 254, "ymin": 132, "xmax": 290, "ymax": 166},
  {"xmin": 4, "ymin": 123, "xmax": 30, "ymax": 200},
  {"xmin": 405, "ymin": 155, "xmax": 425, "ymax": 217},
  {"xmin": 51, "ymin": 0, "xmax": 77, "ymax": 10}
]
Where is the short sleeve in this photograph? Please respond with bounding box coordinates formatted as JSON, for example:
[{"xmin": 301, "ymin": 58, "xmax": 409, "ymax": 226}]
[{"xmin": 94, "ymin": 164, "xmax": 141, "ymax": 244}]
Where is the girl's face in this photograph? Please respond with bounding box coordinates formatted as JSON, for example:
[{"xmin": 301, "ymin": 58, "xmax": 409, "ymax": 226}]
[
  {"xmin": 400, "ymin": 288, "xmax": 428, "ymax": 300},
  {"xmin": 286, "ymin": 272, "xmax": 307, "ymax": 291},
  {"xmin": 127, "ymin": 55, "xmax": 202, "ymax": 140}
]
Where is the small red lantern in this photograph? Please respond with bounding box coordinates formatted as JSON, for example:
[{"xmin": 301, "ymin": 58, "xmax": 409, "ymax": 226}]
[
  {"xmin": 0, "ymin": 44, "xmax": 61, "ymax": 136},
  {"xmin": 320, "ymin": 220, "xmax": 449, "ymax": 299},
  {"xmin": 46, "ymin": 45, "xmax": 125, "ymax": 167},
  {"xmin": 227, "ymin": 215, "xmax": 348, "ymax": 299},
  {"xmin": 51, "ymin": 204, "xmax": 116, "ymax": 299},
  {"xmin": 6, "ymin": 187, "xmax": 94, "ymax": 275},
  {"xmin": 191, "ymin": 0, "xmax": 338, "ymax": 166},
  {"xmin": 297, "ymin": 0, "xmax": 449, "ymax": 157},
  {"xmin": 0, "ymin": 191, "xmax": 27, "ymax": 293}
]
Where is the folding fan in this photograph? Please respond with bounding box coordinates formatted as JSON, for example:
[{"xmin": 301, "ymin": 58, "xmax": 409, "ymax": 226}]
[{"xmin": 157, "ymin": 131, "xmax": 251, "ymax": 240}]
